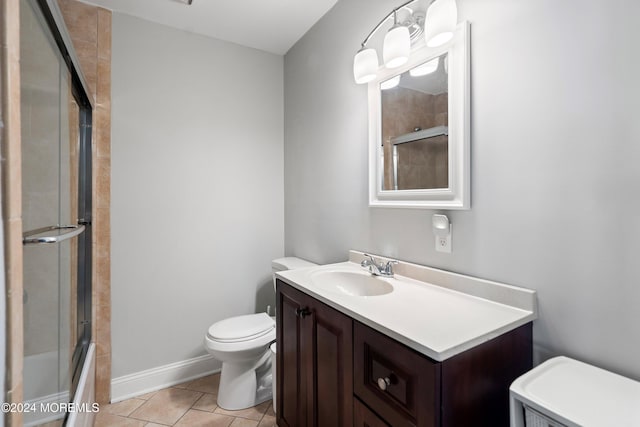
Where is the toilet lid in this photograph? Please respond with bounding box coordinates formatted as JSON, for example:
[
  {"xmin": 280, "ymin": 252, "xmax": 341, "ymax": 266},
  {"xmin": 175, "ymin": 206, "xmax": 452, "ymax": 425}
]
[{"xmin": 207, "ymin": 312, "xmax": 275, "ymax": 343}]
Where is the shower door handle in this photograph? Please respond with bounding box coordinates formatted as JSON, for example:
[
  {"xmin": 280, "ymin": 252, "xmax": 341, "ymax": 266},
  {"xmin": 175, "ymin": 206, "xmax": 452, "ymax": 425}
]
[{"xmin": 23, "ymin": 225, "xmax": 85, "ymax": 245}]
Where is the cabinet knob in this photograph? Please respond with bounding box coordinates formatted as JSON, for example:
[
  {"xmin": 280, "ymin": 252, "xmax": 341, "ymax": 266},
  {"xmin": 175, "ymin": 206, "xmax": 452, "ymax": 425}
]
[
  {"xmin": 377, "ymin": 377, "xmax": 391, "ymax": 391},
  {"xmin": 296, "ymin": 307, "xmax": 311, "ymax": 318}
]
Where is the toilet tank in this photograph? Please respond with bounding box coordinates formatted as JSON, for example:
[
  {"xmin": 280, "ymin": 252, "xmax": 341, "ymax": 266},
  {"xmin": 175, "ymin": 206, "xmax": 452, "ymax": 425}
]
[
  {"xmin": 272, "ymin": 257, "xmax": 317, "ymax": 290},
  {"xmin": 272, "ymin": 257, "xmax": 317, "ymax": 273}
]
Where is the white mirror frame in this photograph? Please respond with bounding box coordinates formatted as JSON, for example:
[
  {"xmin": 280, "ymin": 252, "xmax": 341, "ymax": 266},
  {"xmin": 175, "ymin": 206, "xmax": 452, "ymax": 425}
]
[{"xmin": 368, "ymin": 21, "xmax": 470, "ymax": 209}]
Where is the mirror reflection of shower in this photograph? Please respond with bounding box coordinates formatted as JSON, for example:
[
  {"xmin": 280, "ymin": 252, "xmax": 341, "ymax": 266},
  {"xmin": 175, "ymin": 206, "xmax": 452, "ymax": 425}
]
[{"xmin": 381, "ymin": 53, "xmax": 449, "ymax": 191}]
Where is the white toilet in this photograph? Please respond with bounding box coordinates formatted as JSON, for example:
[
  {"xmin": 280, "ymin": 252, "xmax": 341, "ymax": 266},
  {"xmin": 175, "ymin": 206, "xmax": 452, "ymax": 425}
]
[{"xmin": 204, "ymin": 257, "xmax": 317, "ymax": 410}]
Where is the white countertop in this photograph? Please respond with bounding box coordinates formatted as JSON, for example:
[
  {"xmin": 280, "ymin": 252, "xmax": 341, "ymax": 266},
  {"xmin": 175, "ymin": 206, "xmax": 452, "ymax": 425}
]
[{"xmin": 276, "ymin": 252, "xmax": 537, "ymax": 362}]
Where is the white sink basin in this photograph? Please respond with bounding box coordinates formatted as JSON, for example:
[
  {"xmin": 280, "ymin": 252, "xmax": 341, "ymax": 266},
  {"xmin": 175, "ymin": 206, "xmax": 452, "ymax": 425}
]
[{"xmin": 310, "ymin": 270, "xmax": 393, "ymax": 297}]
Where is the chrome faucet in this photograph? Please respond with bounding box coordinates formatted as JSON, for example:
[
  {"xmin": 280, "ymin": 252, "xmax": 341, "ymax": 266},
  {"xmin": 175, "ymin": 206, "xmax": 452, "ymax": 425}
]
[{"xmin": 361, "ymin": 254, "xmax": 398, "ymax": 277}]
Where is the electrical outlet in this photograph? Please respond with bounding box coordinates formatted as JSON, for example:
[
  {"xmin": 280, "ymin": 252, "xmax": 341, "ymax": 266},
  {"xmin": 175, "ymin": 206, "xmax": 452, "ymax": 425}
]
[
  {"xmin": 432, "ymin": 214, "xmax": 452, "ymax": 253},
  {"xmin": 435, "ymin": 235, "xmax": 451, "ymax": 253}
]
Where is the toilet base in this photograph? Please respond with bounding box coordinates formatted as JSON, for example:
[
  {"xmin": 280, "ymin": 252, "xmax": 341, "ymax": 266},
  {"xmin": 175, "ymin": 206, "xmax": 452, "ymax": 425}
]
[{"xmin": 217, "ymin": 349, "xmax": 273, "ymax": 410}]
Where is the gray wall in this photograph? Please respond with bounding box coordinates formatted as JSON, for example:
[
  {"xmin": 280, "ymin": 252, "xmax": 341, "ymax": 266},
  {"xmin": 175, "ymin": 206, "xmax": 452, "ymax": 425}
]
[
  {"xmin": 284, "ymin": 0, "xmax": 640, "ymax": 380},
  {"xmin": 111, "ymin": 14, "xmax": 284, "ymax": 377}
]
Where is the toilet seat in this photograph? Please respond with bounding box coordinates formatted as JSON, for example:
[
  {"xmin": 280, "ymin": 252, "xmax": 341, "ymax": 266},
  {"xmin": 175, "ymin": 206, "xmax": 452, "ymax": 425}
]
[{"xmin": 207, "ymin": 313, "xmax": 275, "ymax": 343}]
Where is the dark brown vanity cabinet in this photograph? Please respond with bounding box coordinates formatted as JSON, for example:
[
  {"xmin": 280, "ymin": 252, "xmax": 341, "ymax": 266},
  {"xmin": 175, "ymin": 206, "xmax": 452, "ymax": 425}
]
[
  {"xmin": 353, "ymin": 321, "xmax": 532, "ymax": 427},
  {"xmin": 277, "ymin": 279, "xmax": 533, "ymax": 427},
  {"xmin": 276, "ymin": 280, "xmax": 353, "ymax": 427}
]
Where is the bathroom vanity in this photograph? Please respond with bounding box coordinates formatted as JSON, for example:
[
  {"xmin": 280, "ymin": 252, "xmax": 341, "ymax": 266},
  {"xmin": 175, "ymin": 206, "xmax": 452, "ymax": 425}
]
[{"xmin": 275, "ymin": 251, "xmax": 537, "ymax": 427}]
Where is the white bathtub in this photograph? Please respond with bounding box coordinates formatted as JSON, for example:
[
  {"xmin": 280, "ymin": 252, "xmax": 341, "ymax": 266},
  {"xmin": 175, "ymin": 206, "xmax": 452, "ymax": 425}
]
[
  {"xmin": 24, "ymin": 351, "xmax": 68, "ymax": 427},
  {"xmin": 24, "ymin": 345, "xmax": 96, "ymax": 427}
]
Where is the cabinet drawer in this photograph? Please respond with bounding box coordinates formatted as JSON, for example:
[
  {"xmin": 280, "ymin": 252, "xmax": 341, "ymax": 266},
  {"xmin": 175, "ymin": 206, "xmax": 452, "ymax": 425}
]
[{"xmin": 354, "ymin": 322, "xmax": 440, "ymax": 427}]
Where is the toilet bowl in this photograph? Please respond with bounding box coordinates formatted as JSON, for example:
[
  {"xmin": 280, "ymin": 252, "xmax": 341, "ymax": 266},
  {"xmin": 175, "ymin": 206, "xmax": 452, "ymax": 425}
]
[
  {"xmin": 204, "ymin": 257, "xmax": 317, "ymax": 411},
  {"xmin": 204, "ymin": 313, "xmax": 275, "ymax": 410}
]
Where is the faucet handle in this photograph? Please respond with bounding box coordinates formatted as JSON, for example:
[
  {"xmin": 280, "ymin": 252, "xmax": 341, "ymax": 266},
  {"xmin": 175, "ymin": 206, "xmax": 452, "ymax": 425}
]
[
  {"xmin": 363, "ymin": 253, "xmax": 377, "ymax": 265},
  {"xmin": 383, "ymin": 260, "xmax": 398, "ymax": 275},
  {"xmin": 361, "ymin": 254, "xmax": 381, "ymax": 275}
]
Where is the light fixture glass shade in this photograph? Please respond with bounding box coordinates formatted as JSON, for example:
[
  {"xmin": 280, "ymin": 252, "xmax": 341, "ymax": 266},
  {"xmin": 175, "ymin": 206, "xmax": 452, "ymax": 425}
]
[
  {"xmin": 383, "ymin": 25, "xmax": 410, "ymax": 69},
  {"xmin": 425, "ymin": 0, "xmax": 457, "ymax": 47},
  {"xmin": 410, "ymin": 57, "xmax": 439, "ymax": 77},
  {"xmin": 380, "ymin": 75, "xmax": 400, "ymax": 90},
  {"xmin": 353, "ymin": 48, "xmax": 379, "ymax": 84}
]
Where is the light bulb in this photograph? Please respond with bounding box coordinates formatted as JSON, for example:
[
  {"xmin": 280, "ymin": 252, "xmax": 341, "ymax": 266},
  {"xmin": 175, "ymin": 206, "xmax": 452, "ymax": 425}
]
[
  {"xmin": 353, "ymin": 48, "xmax": 379, "ymax": 84},
  {"xmin": 383, "ymin": 25, "xmax": 410, "ymax": 69},
  {"xmin": 425, "ymin": 0, "xmax": 457, "ymax": 47}
]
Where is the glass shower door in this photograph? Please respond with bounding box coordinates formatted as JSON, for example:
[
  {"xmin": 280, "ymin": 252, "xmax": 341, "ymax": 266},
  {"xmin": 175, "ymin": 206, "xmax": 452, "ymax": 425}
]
[{"xmin": 20, "ymin": 0, "xmax": 92, "ymax": 425}]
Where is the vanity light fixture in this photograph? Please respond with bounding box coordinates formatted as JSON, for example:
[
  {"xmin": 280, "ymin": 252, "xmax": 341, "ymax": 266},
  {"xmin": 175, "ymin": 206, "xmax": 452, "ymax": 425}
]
[{"xmin": 353, "ymin": 0, "xmax": 458, "ymax": 84}]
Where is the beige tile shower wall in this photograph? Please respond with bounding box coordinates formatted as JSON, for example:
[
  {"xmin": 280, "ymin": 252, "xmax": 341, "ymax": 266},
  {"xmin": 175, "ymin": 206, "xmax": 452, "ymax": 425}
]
[
  {"xmin": 381, "ymin": 87, "xmax": 448, "ymax": 190},
  {"xmin": 395, "ymin": 134, "xmax": 448, "ymax": 190},
  {"xmin": 1, "ymin": 0, "xmax": 25, "ymax": 425},
  {"xmin": 58, "ymin": 0, "xmax": 112, "ymax": 404}
]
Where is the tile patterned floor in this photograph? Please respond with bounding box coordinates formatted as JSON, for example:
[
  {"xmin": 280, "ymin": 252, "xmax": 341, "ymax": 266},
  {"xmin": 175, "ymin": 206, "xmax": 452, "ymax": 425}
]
[{"xmin": 94, "ymin": 373, "xmax": 276, "ymax": 427}]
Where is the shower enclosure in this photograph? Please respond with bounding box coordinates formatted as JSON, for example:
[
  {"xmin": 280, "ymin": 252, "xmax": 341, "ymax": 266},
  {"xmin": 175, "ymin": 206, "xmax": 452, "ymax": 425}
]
[{"xmin": 20, "ymin": 0, "xmax": 93, "ymax": 425}]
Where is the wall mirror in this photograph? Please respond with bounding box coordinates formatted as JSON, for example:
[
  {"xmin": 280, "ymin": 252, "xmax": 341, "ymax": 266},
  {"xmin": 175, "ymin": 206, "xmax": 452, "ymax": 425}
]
[{"xmin": 368, "ymin": 22, "xmax": 470, "ymax": 209}]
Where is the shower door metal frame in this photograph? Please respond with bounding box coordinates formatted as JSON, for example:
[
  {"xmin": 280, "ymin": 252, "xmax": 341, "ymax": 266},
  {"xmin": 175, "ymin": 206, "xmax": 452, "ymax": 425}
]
[{"xmin": 28, "ymin": 0, "xmax": 94, "ymax": 401}]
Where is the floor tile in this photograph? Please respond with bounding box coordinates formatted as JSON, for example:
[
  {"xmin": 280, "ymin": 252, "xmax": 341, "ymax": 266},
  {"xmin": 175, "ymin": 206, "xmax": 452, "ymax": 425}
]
[
  {"xmin": 258, "ymin": 414, "xmax": 277, "ymax": 427},
  {"xmin": 191, "ymin": 393, "xmax": 218, "ymax": 412},
  {"xmin": 230, "ymin": 417, "xmax": 259, "ymax": 427},
  {"xmin": 128, "ymin": 388, "xmax": 203, "ymax": 425},
  {"xmin": 102, "ymin": 398, "xmax": 146, "ymax": 416},
  {"xmin": 35, "ymin": 421, "xmax": 63, "ymax": 427},
  {"xmin": 264, "ymin": 405, "xmax": 275, "ymax": 417},
  {"xmin": 93, "ymin": 374, "xmax": 275, "ymax": 426},
  {"xmin": 94, "ymin": 413, "xmax": 147, "ymax": 427},
  {"xmin": 214, "ymin": 401, "xmax": 270, "ymax": 421},
  {"xmin": 178, "ymin": 373, "xmax": 220, "ymax": 394},
  {"xmin": 173, "ymin": 409, "xmax": 235, "ymax": 427},
  {"xmin": 136, "ymin": 391, "xmax": 158, "ymax": 400}
]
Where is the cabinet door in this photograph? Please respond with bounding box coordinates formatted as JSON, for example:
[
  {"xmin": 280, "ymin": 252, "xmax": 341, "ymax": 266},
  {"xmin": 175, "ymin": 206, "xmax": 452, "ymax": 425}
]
[
  {"xmin": 276, "ymin": 281, "xmax": 310, "ymax": 427},
  {"xmin": 354, "ymin": 398, "xmax": 389, "ymax": 427},
  {"xmin": 277, "ymin": 280, "xmax": 353, "ymax": 427},
  {"xmin": 311, "ymin": 294, "xmax": 353, "ymax": 427}
]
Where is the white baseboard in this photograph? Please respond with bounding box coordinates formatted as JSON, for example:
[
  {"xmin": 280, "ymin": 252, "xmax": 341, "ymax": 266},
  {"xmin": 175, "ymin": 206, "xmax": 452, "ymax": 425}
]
[{"xmin": 111, "ymin": 354, "xmax": 221, "ymax": 403}]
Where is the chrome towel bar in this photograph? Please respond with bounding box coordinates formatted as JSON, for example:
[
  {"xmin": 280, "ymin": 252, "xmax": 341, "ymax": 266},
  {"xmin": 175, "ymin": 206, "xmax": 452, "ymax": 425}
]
[{"xmin": 23, "ymin": 224, "xmax": 85, "ymax": 245}]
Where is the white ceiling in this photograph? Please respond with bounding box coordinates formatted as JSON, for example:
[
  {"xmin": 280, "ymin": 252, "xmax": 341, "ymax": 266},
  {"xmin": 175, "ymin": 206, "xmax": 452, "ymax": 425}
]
[{"xmin": 78, "ymin": 0, "xmax": 338, "ymax": 55}]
